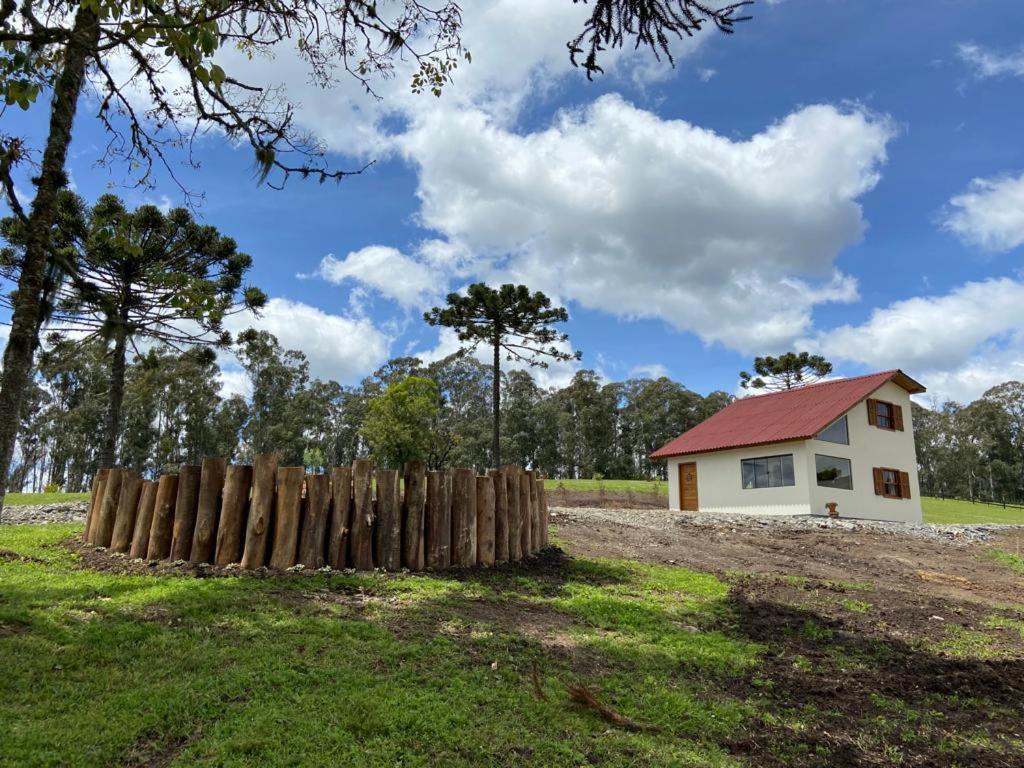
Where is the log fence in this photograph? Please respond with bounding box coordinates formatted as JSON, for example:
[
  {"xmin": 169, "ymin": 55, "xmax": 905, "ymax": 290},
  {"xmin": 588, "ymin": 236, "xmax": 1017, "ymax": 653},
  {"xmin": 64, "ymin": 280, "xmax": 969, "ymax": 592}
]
[{"xmin": 82, "ymin": 457, "xmax": 550, "ymax": 573}]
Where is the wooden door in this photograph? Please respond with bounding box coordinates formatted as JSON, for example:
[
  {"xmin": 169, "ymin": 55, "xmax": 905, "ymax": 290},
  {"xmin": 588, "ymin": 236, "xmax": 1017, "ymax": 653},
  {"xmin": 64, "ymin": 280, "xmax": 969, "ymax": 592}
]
[{"xmin": 678, "ymin": 462, "xmax": 699, "ymax": 512}]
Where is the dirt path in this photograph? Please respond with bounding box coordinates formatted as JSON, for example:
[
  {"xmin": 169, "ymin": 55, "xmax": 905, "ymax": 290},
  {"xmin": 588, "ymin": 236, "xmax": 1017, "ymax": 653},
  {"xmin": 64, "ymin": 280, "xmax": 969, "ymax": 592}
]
[{"xmin": 553, "ymin": 507, "xmax": 1024, "ymax": 608}]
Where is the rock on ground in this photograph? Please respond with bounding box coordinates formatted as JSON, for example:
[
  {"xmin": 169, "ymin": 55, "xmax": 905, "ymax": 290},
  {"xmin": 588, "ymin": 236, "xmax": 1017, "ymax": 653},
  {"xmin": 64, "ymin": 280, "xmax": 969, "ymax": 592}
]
[{"xmin": 1, "ymin": 502, "xmax": 88, "ymax": 526}]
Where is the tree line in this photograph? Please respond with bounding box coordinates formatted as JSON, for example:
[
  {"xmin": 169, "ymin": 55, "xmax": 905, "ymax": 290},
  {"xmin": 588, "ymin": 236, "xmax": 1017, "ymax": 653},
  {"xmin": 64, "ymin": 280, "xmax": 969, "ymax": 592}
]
[{"xmin": 10, "ymin": 334, "xmax": 731, "ymax": 493}]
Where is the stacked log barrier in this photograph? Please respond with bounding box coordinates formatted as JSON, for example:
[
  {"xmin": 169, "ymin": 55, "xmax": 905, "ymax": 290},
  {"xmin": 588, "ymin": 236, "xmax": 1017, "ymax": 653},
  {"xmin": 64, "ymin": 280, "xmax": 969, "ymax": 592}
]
[
  {"xmin": 129, "ymin": 481, "xmax": 158, "ymax": 559},
  {"xmin": 327, "ymin": 467, "xmax": 352, "ymax": 569},
  {"xmin": 169, "ymin": 464, "xmax": 201, "ymax": 561},
  {"xmin": 375, "ymin": 469, "xmax": 402, "ymax": 571},
  {"xmin": 190, "ymin": 457, "xmax": 227, "ymax": 564},
  {"xmin": 215, "ymin": 465, "xmax": 252, "ymax": 566},
  {"xmin": 84, "ymin": 458, "xmax": 549, "ymax": 573},
  {"xmin": 110, "ymin": 471, "xmax": 143, "ymax": 553},
  {"xmin": 425, "ymin": 470, "xmax": 450, "ymax": 569}
]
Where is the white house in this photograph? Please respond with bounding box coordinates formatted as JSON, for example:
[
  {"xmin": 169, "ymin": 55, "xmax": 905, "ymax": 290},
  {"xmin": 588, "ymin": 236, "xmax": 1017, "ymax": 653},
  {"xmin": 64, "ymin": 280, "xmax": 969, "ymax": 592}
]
[{"xmin": 650, "ymin": 370, "xmax": 927, "ymax": 523}]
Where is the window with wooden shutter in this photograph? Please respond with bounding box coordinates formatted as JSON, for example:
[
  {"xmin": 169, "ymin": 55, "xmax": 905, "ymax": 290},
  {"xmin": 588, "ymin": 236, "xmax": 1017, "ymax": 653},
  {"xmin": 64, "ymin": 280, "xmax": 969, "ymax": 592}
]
[
  {"xmin": 872, "ymin": 467, "xmax": 884, "ymax": 495},
  {"xmin": 898, "ymin": 471, "xmax": 911, "ymax": 499},
  {"xmin": 892, "ymin": 404, "xmax": 904, "ymax": 431},
  {"xmin": 866, "ymin": 398, "xmax": 878, "ymax": 426},
  {"xmin": 868, "ymin": 398, "xmax": 898, "ymax": 430}
]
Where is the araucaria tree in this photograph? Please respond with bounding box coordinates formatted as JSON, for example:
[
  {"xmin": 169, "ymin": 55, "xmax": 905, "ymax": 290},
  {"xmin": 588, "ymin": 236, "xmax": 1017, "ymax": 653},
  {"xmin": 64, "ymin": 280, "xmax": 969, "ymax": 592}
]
[
  {"xmin": 1, "ymin": 192, "xmax": 266, "ymax": 468},
  {"xmin": 424, "ymin": 284, "xmax": 579, "ymax": 469},
  {"xmin": 739, "ymin": 352, "xmax": 833, "ymax": 392}
]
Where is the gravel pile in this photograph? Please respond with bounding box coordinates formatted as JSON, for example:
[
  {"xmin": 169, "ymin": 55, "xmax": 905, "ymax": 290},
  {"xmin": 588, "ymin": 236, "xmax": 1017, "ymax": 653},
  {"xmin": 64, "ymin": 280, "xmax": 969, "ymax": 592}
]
[
  {"xmin": 0, "ymin": 502, "xmax": 88, "ymax": 526},
  {"xmin": 551, "ymin": 506, "xmax": 1021, "ymax": 543}
]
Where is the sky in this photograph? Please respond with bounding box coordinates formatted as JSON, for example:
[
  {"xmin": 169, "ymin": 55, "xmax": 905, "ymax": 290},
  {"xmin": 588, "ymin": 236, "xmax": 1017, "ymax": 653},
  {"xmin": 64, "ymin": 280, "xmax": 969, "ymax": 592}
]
[{"xmin": 4, "ymin": 0, "xmax": 1024, "ymax": 406}]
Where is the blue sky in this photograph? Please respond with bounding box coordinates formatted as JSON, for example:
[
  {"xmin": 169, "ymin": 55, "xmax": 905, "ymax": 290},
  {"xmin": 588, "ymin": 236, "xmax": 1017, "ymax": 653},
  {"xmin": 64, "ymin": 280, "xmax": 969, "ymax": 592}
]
[{"xmin": 5, "ymin": 0, "xmax": 1024, "ymax": 404}]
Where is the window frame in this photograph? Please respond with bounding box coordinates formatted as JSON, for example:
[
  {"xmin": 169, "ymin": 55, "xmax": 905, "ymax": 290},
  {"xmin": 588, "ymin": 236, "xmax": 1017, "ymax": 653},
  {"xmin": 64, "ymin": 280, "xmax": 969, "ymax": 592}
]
[
  {"xmin": 880, "ymin": 468, "xmax": 901, "ymax": 499},
  {"xmin": 815, "ymin": 454, "xmax": 853, "ymax": 491},
  {"xmin": 816, "ymin": 415, "xmax": 850, "ymax": 445},
  {"xmin": 875, "ymin": 400, "xmax": 896, "ymax": 430},
  {"xmin": 740, "ymin": 454, "xmax": 796, "ymax": 490}
]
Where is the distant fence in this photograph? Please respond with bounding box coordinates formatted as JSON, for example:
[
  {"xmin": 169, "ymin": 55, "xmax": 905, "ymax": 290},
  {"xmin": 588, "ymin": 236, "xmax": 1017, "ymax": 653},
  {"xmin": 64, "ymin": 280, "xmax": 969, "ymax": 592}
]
[{"xmin": 82, "ymin": 457, "xmax": 548, "ymax": 572}]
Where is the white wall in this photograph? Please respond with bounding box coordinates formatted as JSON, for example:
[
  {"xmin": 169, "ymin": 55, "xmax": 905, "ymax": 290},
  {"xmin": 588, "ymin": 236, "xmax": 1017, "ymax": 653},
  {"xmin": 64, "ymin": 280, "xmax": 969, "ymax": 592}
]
[
  {"xmin": 667, "ymin": 441, "xmax": 813, "ymax": 516},
  {"xmin": 664, "ymin": 380, "xmax": 922, "ymax": 523},
  {"xmin": 806, "ymin": 380, "xmax": 922, "ymax": 523}
]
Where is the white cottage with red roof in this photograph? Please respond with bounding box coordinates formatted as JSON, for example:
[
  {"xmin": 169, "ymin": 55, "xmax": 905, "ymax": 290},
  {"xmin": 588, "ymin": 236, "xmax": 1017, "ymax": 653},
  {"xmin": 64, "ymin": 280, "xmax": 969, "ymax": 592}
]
[{"xmin": 650, "ymin": 370, "xmax": 927, "ymax": 523}]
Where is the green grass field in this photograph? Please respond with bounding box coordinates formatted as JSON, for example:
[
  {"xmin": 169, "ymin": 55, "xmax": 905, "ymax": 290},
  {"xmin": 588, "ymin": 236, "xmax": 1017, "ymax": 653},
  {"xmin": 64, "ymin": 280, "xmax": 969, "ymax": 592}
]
[
  {"xmin": 920, "ymin": 496, "xmax": 1024, "ymax": 525},
  {"xmin": 4, "ymin": 492, "xmax": 91, "ymax": 506}
]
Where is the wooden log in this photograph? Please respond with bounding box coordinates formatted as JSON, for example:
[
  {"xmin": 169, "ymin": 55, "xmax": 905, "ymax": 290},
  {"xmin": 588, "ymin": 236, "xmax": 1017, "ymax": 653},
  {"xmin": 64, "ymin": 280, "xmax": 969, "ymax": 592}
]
[
  {"xmin": 93, "ymin": 468, "xmax": 125, "ymax": 548},
  {"xmin": 241, "ymin": 453, "xmax": 279, "ymax": 570},
  {"xmin": 110, "ymin": 471, "xmax": 143, "ymax": 553},
  {"xmin": 215, "ymin": 464, "xmax": 253, "ymax": 566},
  {"xmin": 298, "ymin": 474, "xmax": 331, "ymax": 569},
  {"xmin": 269, "ymin": 467, "xmax": 304, "ymax": 570},
  {"xmin": 519, "ymin": 471, "xmax": 532, "ymax": 557},
  {"xmin": 190, "ymin": 457, "xmax": 227, "ymax": 564},
  {"xmin": 451, "ymin": 468, "xmax": 477, "ymax": 567},
  {"xmin": 169, "ymin": 464, "xmax": 202, "ymax": 561},
  {"xmin": 490, "ymin": 469, "xmax": 508, "ymax": 562},
  {"xmin": 374, "ymin": 469, "xmax": 401, "ymax": 571},
  {"xmin": 327, "ymin": 467, "xmax": 352, "ymax": 570},
  {"xmin": 350, "ymin": 459, "xmax": 375, "ymax": 570},
  {"xmin": 85, "ymin": 469, "xmax": 110, "ymax": 544},
  {"xmin": 476, "ymin": 475, "xmax": 495, "ymax": 567},
  {"xmin": 528, "ymin": 471, "xmax": 541, "ymax": 553},
  {"xmin": 402, "ymin": 460, "xmax": 426, "ymax": 571},
  {"xmin": 129, "ymin": 481, "xmax": 158, "ymax": 559},
  {"xmin": 146, "ymin": 474, "xmax": 179, "ymax": 560},
  {"xmin": 538, "ymin": 477, "xmax": 549, "ymax": 548},
  {"xmin": 425, "ymin": 471, "xmax": 450, "ymax": 570},
  {"xmin": 505, "ymin": 467, "xmax": 522, "ymax": 561}
]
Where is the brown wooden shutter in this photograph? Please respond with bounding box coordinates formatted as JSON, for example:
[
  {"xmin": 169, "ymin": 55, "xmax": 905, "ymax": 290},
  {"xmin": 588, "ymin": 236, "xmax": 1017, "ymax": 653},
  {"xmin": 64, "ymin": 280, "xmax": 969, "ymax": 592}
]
[
  {"xmin": 899, "ymin": 471, "xmax": 911, "ymax": 499},
  {"xmin": 866, "ymin": 398, "xmax": 878, "ymax": 426},
  {"xmin": 872, "ymin": 467, "xmax": 884, "ymax": 496},
  {"xmin": 893, "ymin": 404, "xmax": 904, "ymax": 431}
]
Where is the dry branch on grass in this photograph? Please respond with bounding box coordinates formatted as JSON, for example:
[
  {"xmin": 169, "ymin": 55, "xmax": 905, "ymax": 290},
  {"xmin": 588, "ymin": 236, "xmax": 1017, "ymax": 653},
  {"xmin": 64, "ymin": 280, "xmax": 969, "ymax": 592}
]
[{"xmin": 565, "ymin": 682, "xmax": 659, "ymax": 733}]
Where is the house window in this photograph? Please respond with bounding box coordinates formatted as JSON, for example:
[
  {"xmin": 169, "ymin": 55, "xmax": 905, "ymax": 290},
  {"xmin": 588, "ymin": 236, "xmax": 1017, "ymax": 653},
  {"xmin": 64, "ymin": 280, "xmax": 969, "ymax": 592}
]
[
  {"xmin": 741, "ymin": 454, "xmax": 795, "ymax": 489},
  {"xmin": 875, "ymin": 401, "xmax": 895, "ymax": 429},
  {"xmin": 815, "ymin": 454, "xmax": 853, "ymax": 490},
  {"xmin": 817, "ymin": 416, "xmax": 849, "ymax": 445},
  {"xmin": 873, "ymin": 467, "xmax": 911, "ymax": 499}
]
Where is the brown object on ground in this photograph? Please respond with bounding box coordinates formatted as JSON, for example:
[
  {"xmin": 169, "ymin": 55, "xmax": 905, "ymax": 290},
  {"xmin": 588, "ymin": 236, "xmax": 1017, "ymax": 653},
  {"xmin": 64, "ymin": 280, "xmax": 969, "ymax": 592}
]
[
  {"xmin": 538, "ymin": 479, "xmax": 548, "ymax": 547},
  {"xmin": 528, "ymin": 471, "xmax": 540, "ymax": 553},
  {"xmin": 129, "ymin": 481, "xmax": 158, "ymax": 559},
  {"xmin": 565, "ymin": 682, "xmax": 659, "ymax": 733},
  {"xmin": 92, "ymin": 468, "xmax": 125, "ymax": 548},
  {"xmin": 402, "ymin": 460, "xmax": 426, "ymax": 571},
  {"xmin": 327, "ymin": 467, "xmax": 352, "ymax": 570},
  {"xmin": 84, "ymin": 469, "xmax": 108, "ymax": 543},
  {"xmin": 241, "ymin": 453, "xmax": 279, "ymax": 570},
  {"xmin": 169, "ymin": 464, "xmax": 201, "ymax": 561},
  {"xmin": 190, "ymin": 457, "xmax": 227, "ymax": 564},
  {"xmin": 375, "ymin": 469, "xmax": 402, "ymax": 571},
  {"xmin": 425, "ymin": 470, "xmax": 450, "ymax": 570},
  {"xmin": 491, "ymin": 469, "xmax": 509, "ymax": 562},
  {"xmin": 519, "ymin": 472, "xmax": 532, "ymax": 556},
  {"xmin": 476, "ymin": 475, "xmax": 496, "ymax": 566},
  {"xmin": 530, "ymin": 661, "xmax": 547, "ymax": 701},
  {"xmin": 269, "ymin": 467, "xmax": 304, "ymax": 570},
  {"xmin": 506, "ymin": 468, "xmax": 522, "ymax": 561},
  {"xmin": 109, "ymin": 471, "xmax": 143, "ymax": 553},
  {"xmin": 350, "ymin": 459, "xmax": 375, "ymax": 571},
  {"xmin": 298, "ymin": 474, "xmax": 330, "ymax": 569},
  {"xmin": 215, "ymin": 465, "xmax": 252, "ymax": 566},
  {"xmin": 545, "ymin": 487, "xmax": 665, "ymax": 510},
  {"xmin": 146, "ymin": 474, "xmax": 179, "ymax": 560},
  {"xmin": 451, "ymin": 468, "xmax": 477, "ymax": 567}
]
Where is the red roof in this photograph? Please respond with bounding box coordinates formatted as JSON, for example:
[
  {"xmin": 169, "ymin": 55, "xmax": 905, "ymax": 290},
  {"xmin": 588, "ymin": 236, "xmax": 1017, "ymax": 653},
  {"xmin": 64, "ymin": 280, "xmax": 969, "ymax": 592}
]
[{"xmin": 650, "ymin": 370, "xmax": 926, "ymax": 460}]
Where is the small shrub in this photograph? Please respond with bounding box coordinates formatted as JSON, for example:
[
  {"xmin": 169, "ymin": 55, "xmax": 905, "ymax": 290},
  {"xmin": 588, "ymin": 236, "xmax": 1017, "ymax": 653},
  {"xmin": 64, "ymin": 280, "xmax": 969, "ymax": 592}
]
[{"xmin": 44, "ymin": 483, "xmax": 61, "ymax": 494}]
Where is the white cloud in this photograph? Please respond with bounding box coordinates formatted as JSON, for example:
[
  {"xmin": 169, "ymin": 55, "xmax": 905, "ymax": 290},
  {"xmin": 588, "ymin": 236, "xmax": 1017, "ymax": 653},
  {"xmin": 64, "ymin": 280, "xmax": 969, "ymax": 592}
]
[
  {"xmin": 698, "ymin": 68, "xmax": 717, "ymax": 82},
  {"xmin": 629, "ymin": 363, "xmax": 670, "ymax": 379},
  {"xmin": 309, "ymin": 247, "xmax": 438, "ymax": 308},
  {"xmin": 810, "ymin": 277, "xmax": 1024, "ymax": 402},
  {"xmin": 216, "ymin": 368, "xmax": 253, "ymax": 399},
  {"xmin": 943, "ymin": 172, "xmax": 1024, "ymax": 252},
  {"xmin": 225, "ymin": 297, "xmax": 391, "ymax": 385},
  {"xmin": 957, "ymin": 42, "xmax": 1024, "ymax": 79},
  {"xmin": 399, "ymin": 96, "xmax": 893, "ymax": 352}
]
